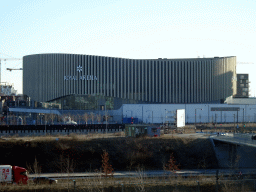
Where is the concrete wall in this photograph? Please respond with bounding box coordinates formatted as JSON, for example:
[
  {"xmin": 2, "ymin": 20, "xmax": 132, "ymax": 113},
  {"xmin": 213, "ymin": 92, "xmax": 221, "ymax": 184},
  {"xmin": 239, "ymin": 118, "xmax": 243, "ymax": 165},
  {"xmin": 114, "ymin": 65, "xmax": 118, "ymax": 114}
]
[{"xmin": 211, "ymin": 138, "xmax": 256, "ymax": 168}]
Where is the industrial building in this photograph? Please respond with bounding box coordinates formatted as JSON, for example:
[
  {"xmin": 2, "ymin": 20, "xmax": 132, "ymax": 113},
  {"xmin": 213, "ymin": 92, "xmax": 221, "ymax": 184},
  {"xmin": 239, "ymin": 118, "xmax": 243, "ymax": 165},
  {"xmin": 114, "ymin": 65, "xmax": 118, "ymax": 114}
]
[
  {"xmin": 23, "ymin": 54, "xmax": 237, "ymax": 110},
  {"xmin": 122, "ymin": 103, "xmax": 256, "ymax": 124},
  {"xmin": 235, "ymin": 74, "xmax": 249, "ymax": 98}
]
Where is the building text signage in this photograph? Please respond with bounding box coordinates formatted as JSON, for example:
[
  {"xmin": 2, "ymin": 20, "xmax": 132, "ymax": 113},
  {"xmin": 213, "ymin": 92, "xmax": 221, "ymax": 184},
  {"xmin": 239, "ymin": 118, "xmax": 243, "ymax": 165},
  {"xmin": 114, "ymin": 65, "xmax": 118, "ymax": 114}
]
[{"xmin": 64, "ymin": 65, "xmax": 97, "ymax": 81}]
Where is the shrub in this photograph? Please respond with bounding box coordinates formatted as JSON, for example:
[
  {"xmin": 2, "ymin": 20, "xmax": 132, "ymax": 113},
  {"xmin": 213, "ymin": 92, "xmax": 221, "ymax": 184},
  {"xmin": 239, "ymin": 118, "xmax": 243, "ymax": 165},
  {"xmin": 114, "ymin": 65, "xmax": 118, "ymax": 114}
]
[
  {"xmin": 165, "ymin": 153, "xmax": 180, "ymax": 173},
  {"xmin": 101, "ymin": 150, "xmax": 114, "ymax": 177}
]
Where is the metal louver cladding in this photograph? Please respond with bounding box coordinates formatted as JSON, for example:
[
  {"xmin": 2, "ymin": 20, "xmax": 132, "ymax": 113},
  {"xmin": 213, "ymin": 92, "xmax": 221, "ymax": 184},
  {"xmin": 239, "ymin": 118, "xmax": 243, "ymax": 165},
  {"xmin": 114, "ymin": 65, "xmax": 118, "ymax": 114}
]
[{"xmin": 23, "ymin": 54, "xmax": 236, "ymax": 104}]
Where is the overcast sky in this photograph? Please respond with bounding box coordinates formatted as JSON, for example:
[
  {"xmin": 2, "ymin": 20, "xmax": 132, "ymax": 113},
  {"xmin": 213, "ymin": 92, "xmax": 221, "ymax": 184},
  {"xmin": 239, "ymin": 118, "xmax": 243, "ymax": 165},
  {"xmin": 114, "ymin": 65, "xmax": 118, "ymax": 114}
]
[{"xmin": 1, "ymin": 0, "xmax": 256, "ymax": 96}]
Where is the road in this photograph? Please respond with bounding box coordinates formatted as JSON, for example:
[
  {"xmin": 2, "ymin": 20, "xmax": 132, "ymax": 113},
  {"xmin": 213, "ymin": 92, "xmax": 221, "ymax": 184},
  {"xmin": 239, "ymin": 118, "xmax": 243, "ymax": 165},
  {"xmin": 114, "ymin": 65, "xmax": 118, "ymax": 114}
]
[
  {"xmin": 167, "ymin": 132, "xmax": 210, "ymax": 139},
  {"xmin": 211, "ymin": 132, "xmax": 256, "ymax": 147},
  {"xmin": 29, "ymin": 168, "xmax": 256, "ymax": 180},
  {"xmin": 172, "ymin": 132, "xmax": 256, "ymax": 148}
]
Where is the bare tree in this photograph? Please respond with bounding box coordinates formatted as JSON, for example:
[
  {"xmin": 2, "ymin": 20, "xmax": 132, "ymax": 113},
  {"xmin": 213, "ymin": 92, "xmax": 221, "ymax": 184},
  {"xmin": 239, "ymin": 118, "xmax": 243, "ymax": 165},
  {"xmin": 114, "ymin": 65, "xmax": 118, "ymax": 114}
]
[
  {"xmin": 83, "ymin": 112, "xmax": 90, "ymax": 125},
  {"xmin": 75, "ymin": 113, "xmax": 82, "ymax": 124},
  {"xmin": 96, "ymin": 114, "xmax": 102, "ymax": 124},
  {"xmin": 164, "ymin": 153, "xmax": 180, "ymax": 173},
  {"xmin": 26, "ymin": 157, "xmax": 41, "ymax": 177},
  {"xmin": 22, "ymin": 114, "xmax": 27, "ymax": 125},
  {"xmin": 43, "ymin": 113, "xmax": 56, "ymax": 125},
  {"xmin": 57, "ymin": 153, "xmax": 75, "ymax": 174},
  {"xmin": 101, "ymin": 150, "xmax": 114, "ymax": 177},
  {"xmin": 70, "ymin": 113, "xmax": 76, "ymax": 123},
  {"xmin": 90, "ymin": 112, "xmax": 96, "ymax": 124},
  {"xmin": 50, "ymin": 113, "xmax": 57, "ymax": 124},
  {"xmin": 62, "ymin": 113, "xmax": 72, "ymax": 124},
  {"xmin": 44, "ymin": 113, "xmax": 50, "ymax": 124},
  {"xmin": 9, "ymin": 114, "xmax": 16, "ymax": 125},
  {"xmin": 56, "ymin": 114, "xmax": 62, "ymax": 124},
  {"xmin": 136, "ymin": 167, "xmax": 146, "ymax": 192}
]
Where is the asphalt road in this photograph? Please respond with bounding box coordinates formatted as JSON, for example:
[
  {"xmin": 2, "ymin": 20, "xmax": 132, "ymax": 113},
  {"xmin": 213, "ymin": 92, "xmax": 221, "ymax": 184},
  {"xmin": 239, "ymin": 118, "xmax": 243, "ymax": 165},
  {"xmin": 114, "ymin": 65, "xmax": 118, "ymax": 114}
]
[
  {"xmin": 164, "ymin": 132, "xmax": 210, "ymax": 139},
  {"xmin": 211, "ymin": 133, "xmax": 256, "ymax": 147},
  {"xmin": 29, "ymin": 168, "xmax": 256, "ymax": 180}
]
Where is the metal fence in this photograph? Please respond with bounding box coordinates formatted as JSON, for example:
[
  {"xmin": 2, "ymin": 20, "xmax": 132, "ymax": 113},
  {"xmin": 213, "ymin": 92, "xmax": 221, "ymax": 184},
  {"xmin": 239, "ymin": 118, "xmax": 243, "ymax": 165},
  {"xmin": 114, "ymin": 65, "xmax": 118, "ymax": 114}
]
[{"xmin": 0, "ymin": 124, "xmax": 125, "ymax": 136}]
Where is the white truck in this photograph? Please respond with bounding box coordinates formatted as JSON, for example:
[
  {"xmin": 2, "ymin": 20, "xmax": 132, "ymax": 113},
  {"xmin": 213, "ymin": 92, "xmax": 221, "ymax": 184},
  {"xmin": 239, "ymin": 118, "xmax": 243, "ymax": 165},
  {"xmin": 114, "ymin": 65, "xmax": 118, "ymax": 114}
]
[{"xmin": 0, "ymin": 165, "xmax": 28, "ymax": 184}]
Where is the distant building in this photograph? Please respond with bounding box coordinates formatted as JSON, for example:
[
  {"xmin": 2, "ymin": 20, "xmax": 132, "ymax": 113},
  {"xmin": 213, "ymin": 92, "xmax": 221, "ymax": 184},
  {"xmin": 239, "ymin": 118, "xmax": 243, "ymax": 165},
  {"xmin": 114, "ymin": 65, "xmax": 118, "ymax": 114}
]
[
  {"xmin": 0, "ymin": 84, "xmax": 17, "ymax": 96},
  {"xmin": 225, "ymin": 96, "xmax": 256, "ymax": 105},
  {"xmin": 235, "ymin": 74, "xmax": 249, "ymax": 98},
  {"xmin": 23, "ymin": 54, "xmax": 237, "ymax": 110},
  {"xmin": 0, "ymin": 95, "xmax": 29, "ymax": 118}
]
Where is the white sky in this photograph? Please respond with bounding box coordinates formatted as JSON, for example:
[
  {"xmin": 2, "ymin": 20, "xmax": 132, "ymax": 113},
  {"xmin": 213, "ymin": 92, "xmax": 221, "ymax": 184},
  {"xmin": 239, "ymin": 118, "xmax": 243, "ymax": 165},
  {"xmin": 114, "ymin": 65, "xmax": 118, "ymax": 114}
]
[{"xmin": 0, "ymin": 0, "xmax": 256, "ymax": 96}]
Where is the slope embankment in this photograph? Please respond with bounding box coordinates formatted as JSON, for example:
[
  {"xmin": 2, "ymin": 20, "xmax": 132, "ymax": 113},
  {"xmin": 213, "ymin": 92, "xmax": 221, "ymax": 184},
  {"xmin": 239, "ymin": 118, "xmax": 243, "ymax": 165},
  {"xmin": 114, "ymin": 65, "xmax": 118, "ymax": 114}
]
[{"xmin": 0, "ymin": 134, "xmax": 218, "ymax": 173}]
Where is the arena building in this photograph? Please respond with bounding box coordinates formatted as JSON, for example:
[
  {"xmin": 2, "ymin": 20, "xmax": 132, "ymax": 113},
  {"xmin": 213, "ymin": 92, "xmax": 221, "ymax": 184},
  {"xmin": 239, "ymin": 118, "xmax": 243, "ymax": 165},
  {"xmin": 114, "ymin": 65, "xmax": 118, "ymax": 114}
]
[{"xmin": 23, "ymin": 54, "xmax": 237, "ymax": 110}]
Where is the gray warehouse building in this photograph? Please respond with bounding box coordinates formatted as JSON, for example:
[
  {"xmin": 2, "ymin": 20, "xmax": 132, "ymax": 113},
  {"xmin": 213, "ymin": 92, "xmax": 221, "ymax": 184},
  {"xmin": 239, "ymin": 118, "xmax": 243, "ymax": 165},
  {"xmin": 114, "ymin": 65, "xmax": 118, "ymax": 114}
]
[{"xmin": 23, "ymin": 54, "xmax": 237, "ymax": 110}]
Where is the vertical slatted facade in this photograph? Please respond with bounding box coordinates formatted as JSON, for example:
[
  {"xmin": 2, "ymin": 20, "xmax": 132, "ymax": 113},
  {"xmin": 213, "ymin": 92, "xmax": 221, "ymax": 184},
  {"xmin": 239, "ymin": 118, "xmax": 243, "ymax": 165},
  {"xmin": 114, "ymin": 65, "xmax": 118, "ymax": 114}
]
[{"xmin": 23, "ymin": 54, "xmax": 237, "ymax": 104}]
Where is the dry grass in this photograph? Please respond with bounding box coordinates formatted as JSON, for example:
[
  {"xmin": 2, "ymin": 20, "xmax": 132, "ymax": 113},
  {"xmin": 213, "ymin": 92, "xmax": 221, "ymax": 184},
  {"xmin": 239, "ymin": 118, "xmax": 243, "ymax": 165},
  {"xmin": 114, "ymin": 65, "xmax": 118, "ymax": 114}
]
[
  {"xmin": 1, "ymin": 176, "xmax": 254, "ymax": 192},
  {"xmin": 0, "ymin": 132, "xmax": 126, "ymax": 143}
]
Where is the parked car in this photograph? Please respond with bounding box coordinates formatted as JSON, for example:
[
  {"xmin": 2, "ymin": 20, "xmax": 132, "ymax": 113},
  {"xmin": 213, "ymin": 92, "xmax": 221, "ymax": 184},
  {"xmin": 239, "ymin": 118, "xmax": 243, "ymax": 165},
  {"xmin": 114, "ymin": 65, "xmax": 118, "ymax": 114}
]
[{"xmin": 33, "ymin": 177, "xmax": 57, "ymax": 184}]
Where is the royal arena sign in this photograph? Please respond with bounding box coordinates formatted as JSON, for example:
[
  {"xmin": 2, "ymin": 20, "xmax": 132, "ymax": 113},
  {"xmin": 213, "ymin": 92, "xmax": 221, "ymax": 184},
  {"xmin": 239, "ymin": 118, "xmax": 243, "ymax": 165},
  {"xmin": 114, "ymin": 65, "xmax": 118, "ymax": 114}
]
[
  {"xmin": 64, "ymin": 75, "xmax": 97, "ymax": 81},
  {"xmin": 64, "ymin": 65, "xmax": 97, "ymax": 81}
]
